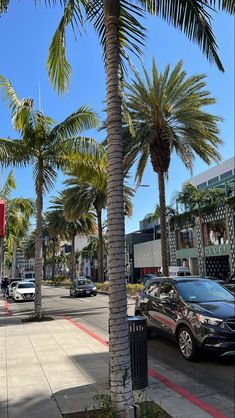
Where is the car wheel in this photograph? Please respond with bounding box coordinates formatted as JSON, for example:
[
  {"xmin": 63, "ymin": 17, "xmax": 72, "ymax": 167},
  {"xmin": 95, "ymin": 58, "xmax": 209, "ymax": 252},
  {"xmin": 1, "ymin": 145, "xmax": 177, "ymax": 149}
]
[{"xmin": 178, "ymin": 327, "xmax": 197, "ymax": 361}]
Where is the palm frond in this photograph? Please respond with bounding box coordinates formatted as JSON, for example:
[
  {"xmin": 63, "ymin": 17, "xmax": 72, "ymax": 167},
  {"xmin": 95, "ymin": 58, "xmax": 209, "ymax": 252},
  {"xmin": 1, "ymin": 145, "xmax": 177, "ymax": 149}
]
[
  {"xmin": 0, "ymin": 138, "xmax": 32, "ymax": 167},
  {"xmin": 143, "ymin": 0, "xmax": 225, "ymax": 71},
  {"xmin": 0, "ymin": 170, "xmax": 16, "ymax": 199},
  {"xmin": 50, "ymin": 106, "xmax": 100, "ymax": 139},
  {"xmin": 47, "ymin": 0, "xmax": 84, "ymax": 93}
]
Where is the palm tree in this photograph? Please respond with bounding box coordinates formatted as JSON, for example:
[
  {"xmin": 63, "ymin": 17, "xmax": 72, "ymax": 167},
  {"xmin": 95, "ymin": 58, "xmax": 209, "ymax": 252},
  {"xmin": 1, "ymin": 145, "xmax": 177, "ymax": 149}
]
[
  {"xmin": 0, "ymin": 170, "xmax": 34, "ymax": 278},
  {"xmin": 78, "ymin": 235, "xmax": 108, "ymax": 281},
  {"xmin": 62, "ymin": 138, "xmax": 133, "ymax": 282},
  {"xmin": 124, "ymin": 60, "xmax": 222, "ymax": 276},
  {"xmin": 177, "ymin": 183, "xmax": 227, "ymax": 275},
  {"xmin": 1, "ymin": 1, "xmax": 234, "ymax": 413},
  {"xmin": 47, "ymin": 194, "xmax": 97, "ymax": 281},
  {"xmin": 45, "ymin": 4, "xmax": 233, "ymax": 412},
  {"xmin": 0, "ymin": 76, "xmax": 99, "ymax": 318}
]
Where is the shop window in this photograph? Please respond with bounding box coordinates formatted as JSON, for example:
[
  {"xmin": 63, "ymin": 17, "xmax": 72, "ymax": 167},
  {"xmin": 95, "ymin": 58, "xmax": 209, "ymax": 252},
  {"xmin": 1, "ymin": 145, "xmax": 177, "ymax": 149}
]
[
  {"xmin": 198, "ymin": 182, "xmax": 207, "ymax": 189},
  {"xmin": 208, "ymin": 176, "xmax": 219, "ymax": 185},
  {"xmin": 203, "ymin": 220, "xmax": 228, "ymax": 246},
  {"xmin": 220, "ymin": 170, "xmax": 232, "ymax": 180},
  {"xmin": 176, "ymin": 228, "xmax": 196, "ymax": 250}
]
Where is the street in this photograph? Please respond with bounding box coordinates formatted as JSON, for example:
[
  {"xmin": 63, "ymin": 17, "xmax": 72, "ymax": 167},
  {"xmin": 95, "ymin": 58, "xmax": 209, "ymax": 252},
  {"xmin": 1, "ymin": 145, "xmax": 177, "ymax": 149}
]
[{"xmin": 7, "ymin": 285, "xmax": 235, "ymax": 404}]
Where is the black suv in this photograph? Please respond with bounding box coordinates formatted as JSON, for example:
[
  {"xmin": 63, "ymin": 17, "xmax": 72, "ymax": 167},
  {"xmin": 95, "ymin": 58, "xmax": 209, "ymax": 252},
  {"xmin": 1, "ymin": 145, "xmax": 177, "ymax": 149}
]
[
  {"xmin": 135, "ymin": 277, "xmax": 235, "ymax": 360},
  {"xmin": 70, "ymin": 278, "xmax": 97, "ymax": 297}
]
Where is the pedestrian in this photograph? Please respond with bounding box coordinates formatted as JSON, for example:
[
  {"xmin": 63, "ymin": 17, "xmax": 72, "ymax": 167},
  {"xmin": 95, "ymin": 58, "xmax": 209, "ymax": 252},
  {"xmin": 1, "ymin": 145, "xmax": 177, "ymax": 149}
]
[{"xmin": 1, "ymin": 277, "xmax": 9, "ymax": 298}]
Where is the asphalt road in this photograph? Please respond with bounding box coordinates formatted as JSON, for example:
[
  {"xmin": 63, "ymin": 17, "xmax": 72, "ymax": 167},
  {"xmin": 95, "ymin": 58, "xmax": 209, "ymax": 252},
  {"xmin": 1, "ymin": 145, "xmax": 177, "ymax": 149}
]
[{"xmin": 8, "ymin": 285, "xmax": 235, "ymax": 402}]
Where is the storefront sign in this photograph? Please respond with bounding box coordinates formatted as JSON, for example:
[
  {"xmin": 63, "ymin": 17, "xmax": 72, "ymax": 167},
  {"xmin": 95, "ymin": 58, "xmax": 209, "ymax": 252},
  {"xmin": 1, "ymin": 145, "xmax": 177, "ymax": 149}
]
[{"xmin": 205, "ymin": 244, "xmax": 230, "ymax": 257}]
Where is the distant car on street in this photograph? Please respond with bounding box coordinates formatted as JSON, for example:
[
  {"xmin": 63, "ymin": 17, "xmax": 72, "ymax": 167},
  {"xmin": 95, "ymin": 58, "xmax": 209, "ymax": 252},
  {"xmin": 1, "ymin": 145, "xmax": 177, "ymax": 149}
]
[
  {"xmin": 135, "ymin": 277, "xmax": 235, "ymax": 360},
  {"xmin": 70, "ymin": 278, "xmax": 97, "ymax": 297},
  {"xmin": 13, "ymin": 282, "xmax": 35, "ymax": 302}
]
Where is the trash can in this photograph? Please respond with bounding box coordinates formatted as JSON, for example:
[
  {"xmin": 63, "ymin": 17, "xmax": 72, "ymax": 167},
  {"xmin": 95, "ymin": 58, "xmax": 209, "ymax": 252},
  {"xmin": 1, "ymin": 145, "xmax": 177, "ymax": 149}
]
[{"xmin": 128, "ymin": 316, "xmax": 148, "ymax": 390}]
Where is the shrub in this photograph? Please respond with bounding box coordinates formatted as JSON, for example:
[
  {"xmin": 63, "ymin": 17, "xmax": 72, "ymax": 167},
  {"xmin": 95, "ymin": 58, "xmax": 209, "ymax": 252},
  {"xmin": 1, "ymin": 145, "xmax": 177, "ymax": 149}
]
[{"xmin": 127, "ymin": 283, "xmax": 144, "ymax": 296}]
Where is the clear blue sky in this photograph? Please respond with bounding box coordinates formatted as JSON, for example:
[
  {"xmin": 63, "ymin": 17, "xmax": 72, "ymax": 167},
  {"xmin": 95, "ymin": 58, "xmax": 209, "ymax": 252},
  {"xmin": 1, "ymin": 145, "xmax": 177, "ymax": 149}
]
[{"xmin": 0, "ymin": 2, "xmax": 234, "ymax": 233}]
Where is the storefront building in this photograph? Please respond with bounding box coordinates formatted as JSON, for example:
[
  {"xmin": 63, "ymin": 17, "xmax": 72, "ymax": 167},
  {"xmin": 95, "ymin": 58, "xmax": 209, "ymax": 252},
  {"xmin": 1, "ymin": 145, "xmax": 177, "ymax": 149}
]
[{"xmin": 170, "ymin": 157, "xmax": 235, "ymax": 279}]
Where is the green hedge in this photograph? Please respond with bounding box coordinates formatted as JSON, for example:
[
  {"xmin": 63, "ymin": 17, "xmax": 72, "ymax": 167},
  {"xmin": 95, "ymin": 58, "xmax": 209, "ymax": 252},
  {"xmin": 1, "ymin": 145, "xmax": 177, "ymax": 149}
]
[{"xmin": 96, "ymin": 282, "xmax": 144, "ymax": 296}]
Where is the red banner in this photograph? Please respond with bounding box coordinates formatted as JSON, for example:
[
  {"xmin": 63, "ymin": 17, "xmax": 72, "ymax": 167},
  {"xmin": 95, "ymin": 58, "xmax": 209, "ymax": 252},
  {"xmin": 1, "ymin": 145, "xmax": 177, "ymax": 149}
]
[{"xmin": 0, "ymin": 200, "xmax": 6, "ymax": 238}]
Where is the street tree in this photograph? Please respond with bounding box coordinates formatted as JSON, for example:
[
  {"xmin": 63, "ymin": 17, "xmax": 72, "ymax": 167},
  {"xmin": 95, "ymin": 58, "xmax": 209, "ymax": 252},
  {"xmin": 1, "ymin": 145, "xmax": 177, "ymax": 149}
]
[
  {"xmin": 0, "ymin": 75, "xmax": 99, "ymax": 318},
  {"xmin": 47, "ymin": 193, "xmax": 97, "ymax": 281},
  {"xmin": 177, "ymin": 183, "xmax": 227, "ymax": 275},
  {"xmin": 0, "ymin": 170, "xmax": 34, "ymax": 278},
  {"xmin": 63, "ymin": 138, "xmax": 133, "ymax": 282},
  {"xmin": 1, "ymin": 0, "xmax": 234, "ymax": 413},
  {"xmin": 124, "ymin": 60, "xmax": 222, "ymax": 276}
]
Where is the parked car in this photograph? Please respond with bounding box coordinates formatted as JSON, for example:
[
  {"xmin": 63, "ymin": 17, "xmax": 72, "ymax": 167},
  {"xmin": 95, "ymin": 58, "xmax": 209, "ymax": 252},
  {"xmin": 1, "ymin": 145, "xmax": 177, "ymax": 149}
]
[
  {"xmin": 13, "ymin": 282, "xmax": 35, "ymax": 302},
  {"xmin": 70, "ymin": 278, "xmax": 97, "ymax": 297},
  {"xmin": 135, "ymin": 277, "xmax": 235, "ymax": 360},
  {"xmin": 8, "ymin": 281, "xmax": 20, "ymax": 298}
]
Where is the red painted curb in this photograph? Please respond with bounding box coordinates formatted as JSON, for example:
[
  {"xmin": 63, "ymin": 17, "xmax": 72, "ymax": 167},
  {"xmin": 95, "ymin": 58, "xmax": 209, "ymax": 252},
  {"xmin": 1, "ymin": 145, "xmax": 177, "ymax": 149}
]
[
  {"xmin": 64, "ymin": 316, "xmax": 109, "ymax": 347},
  {"xmin": 148, "ymin": 369, "xmax": 228, "ymax": 418},
  {"xmin": 4, "ymin": 299, "xmax": 10, "ymax": 316},
  {"xmin": 63, "ymin": 315, "xmax": 229, "ymax": 418}
]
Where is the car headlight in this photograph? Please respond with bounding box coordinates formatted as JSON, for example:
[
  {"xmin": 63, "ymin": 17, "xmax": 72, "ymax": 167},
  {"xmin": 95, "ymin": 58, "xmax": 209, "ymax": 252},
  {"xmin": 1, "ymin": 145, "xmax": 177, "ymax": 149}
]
[
  {"xmin": 15, "ymin": 291, "xmax": 21, "ymax": 296},
  {"xmin": 196, "ymin": 314, "xmax": 223, "ymax": 326},
  {"xmin": 92, "ymin": 287, "xmax": 97, "ymax": 291}
]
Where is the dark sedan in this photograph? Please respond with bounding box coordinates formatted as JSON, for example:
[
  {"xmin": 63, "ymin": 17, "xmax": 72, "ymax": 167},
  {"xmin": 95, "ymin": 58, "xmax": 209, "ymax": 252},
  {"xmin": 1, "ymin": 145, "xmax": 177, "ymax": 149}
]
[
  {"xmin": 135, "ymin": 277, "xmax": 235, "ymax": 360},
  {"xmin": 70, "ymin": 278, "xmax": 97, "ymax": 297}
]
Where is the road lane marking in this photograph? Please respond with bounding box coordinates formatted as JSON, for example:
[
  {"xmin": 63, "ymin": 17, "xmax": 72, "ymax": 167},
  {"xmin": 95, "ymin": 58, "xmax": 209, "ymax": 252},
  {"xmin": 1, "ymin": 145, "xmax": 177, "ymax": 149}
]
[{"xmin": 64, "ymin": 316, "xmax": 229, "ymax": 418}]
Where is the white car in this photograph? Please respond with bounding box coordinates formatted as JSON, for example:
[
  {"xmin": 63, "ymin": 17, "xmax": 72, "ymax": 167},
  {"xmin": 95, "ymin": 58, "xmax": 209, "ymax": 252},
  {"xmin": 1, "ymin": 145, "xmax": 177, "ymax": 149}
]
[
  {"xmin": 8, "ymin": 281, "xmax": 20, "ymax": 298},
  {"xmin": 13, "ymin": 282, "xmax": 35, "ymax": 302}
]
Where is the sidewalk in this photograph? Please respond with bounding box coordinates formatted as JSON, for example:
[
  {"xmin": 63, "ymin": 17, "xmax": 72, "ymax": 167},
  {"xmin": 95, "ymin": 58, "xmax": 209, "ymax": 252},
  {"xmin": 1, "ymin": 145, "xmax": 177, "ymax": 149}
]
[{"xmin": 0, "ymin": 301, "xmax": 233, "ymax": 418}]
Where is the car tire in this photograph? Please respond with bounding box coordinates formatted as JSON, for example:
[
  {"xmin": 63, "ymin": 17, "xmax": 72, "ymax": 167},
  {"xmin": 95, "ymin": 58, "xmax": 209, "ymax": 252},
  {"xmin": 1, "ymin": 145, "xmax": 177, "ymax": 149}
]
[{"xmin": 178, "ymin": 326, "xmax": 198, "ymax": 361}]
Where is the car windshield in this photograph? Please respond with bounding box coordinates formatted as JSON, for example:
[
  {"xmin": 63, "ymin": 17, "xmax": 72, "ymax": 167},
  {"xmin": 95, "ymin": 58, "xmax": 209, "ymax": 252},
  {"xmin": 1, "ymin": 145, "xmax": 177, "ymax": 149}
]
[
  {"xmin": 176, "ymin": 280, "xmax": 234, "ymax": 303},
  {"xmin": 76, "ymin": 279, "xmax": 93, "ymax": 286},
  {"xmin": 18, "ymin": 283, "xmax": 35, "ymax": 289}
]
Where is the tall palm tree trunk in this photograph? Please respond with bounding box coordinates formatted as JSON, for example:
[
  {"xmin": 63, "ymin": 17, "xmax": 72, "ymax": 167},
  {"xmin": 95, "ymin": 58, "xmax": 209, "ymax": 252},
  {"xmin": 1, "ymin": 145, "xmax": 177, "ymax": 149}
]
[
  {"xmin": 97, "ymin": 209, "xmax": 104, "ymax": 283},
  {"xmin": 104, "ymin": 0, "xmax": 133, "ymax": 415},
  {"xmin": 158, "ymin": 170, "xmax": 169, "ymax": 276},
  {"xmin": 52, "ymin": 238, "xmax": 56, "ymax": 280},
  {"xmin": 11, "ymin": 243, "xmax": 17, "ymax": 279},
  {"xmin": 34, "ymin": 158, "xmax": 43, "ymax": 318},
  {"xmin": 71, "ymin": 234, "xmax": 76, "ymax": 281}
]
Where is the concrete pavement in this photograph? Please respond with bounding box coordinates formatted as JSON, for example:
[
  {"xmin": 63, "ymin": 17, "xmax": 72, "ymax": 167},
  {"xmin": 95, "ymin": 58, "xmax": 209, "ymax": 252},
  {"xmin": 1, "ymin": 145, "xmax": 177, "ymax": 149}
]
[{"xmin": 0, "ymin": 294, "xmax": 234, "ymax": 418}]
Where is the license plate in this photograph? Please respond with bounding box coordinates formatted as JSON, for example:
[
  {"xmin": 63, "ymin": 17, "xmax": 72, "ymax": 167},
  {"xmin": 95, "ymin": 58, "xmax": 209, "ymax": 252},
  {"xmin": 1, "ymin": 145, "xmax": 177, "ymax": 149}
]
[{"xmin": 86, "ymin": 291, "xmax": 90, "ymax": 295}]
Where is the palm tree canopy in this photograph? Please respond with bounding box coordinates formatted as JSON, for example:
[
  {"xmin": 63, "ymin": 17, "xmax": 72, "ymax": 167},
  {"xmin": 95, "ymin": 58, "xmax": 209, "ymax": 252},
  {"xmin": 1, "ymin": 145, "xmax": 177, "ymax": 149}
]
[
  {"xmin": 62, "ymin": 137, "xmax": 134, "ymax": 218},
  {"xmin": 39, "ymin": 0, "xmax": 235, "ymax": 93},
  {"xmin": 0, "ymin": 75, "xmax": 99, "ymax": 192},
  {"xmin": 123, "ymin": 60, "xmax": 222, "ymax": 184},
  {"xmin": 0, "ymin": 170, "xmax": 34, "ymax": 253},
  {"xmin": 47, "ymin": 193, "xmax": 97, "ymax": 241},
  {"xmin": 177, "ymin": 182, "xmax": 227, "ymax": 211},
  {"xmin": 78, "ymin": 235, "xmax": 108, "ymax": 258}
]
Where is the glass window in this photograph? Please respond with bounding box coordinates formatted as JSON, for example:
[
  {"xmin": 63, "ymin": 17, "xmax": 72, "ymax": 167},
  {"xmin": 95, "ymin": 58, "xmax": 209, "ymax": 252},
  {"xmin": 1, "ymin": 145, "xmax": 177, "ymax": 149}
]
[
  {"xmin": 176, "ymin": 228, "xmax": 195, "ymax": 249},
  {"xmin": 203, "ymin": 220, "xmax": 228, "ymax": 246},
  {"xmin": 176, "ymin": 280, "xmax": 234, "ymax": 303},
  {"xmin": 146, "ymin": 281, "xmax": 160, "ymax": 297},
  {"xmin": 18, "ymin": 283, "xmax": 35, "ymax": 288},
  {"xmin": 208, "ymin": 176, "xmax": 219, "ymax": 185},
  {"xmin": 76, "ymin": 279, "xmax": 93, "ymax": 286},
  {"xmin": 221, "ymin": 170, "xmax": 232, "ymax": 180},
  {"xmin": 159, "ymin": 283, "xmax": 176, "ymax": 300},
  {"xmin": 198, "ymin": 182, "xmax": 207, "ymax": 189}
]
